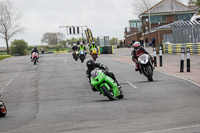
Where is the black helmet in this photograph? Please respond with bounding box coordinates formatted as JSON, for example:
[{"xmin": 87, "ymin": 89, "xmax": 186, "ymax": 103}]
[
  {"xmin": 86, "ymin": 59, "xmax": 95, "ymax": 69},
  {"xmin": 34, "ymin": 47, "xmax": 37, "ymax": 50}
]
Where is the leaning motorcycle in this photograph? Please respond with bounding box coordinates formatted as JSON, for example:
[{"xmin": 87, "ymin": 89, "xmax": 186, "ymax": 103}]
[
  {"xmin": 79, "ymin": 50, "xmax": 86, "ymax": 63},
  {"xmin": 90, "ymin": 68, "xmax": 123, "ymax": 100},
  {"xmin": 31, "ymin": 52, "xmax": 39, "ymax": 65},
  {"xmin": 0, "ymin": 95, "xmax": 7, "ymax": 117},
  {"xmin": 91, "ymin": 48, "xmax": 98, "ymax": 61},
  {"xmin": 137, "ymin": 54, "xmax": 154, "ymax": 81},
  {"xmin": 73, "ymin": 51, "xmax": 79, "ymax": 61}
]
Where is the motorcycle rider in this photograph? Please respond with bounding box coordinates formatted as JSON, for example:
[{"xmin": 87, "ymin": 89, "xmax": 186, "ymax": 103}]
[
  {"xmin": 78, "ymin": 42, "xmax": 86, "ymax": 51},
  {"xmin": 31, "ymin": 47, "xmax": 39, "ymax": 59},
  {"xmin": 89, "ymin": 42, "xmax": 98, "ymax": 54},
  {"xmin": 71, "ymin": 43, "xmax": 79, "ymax": 56},
  {"xmin": 131, "ymin": 41, "xmax": 153, "ymax": 71},
  {"xmin": 86, "ymin": 59, "xmax": 122, "ymax": 92}
]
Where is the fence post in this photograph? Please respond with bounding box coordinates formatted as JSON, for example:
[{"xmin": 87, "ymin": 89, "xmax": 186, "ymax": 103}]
[
  {"xmin": 153, "ymin": 47, "xmax": 157, "ymax": 67},
  {"xmin": 159, "ymin": 46, "xmax": 163, "ymax": 67},
  {"xmin": 186, "ymin": 47, "xmax": 190, "ymax": 72},
  {"xmin": 180, "ymin": 48, "xmax": 185, "ymax": 73}
]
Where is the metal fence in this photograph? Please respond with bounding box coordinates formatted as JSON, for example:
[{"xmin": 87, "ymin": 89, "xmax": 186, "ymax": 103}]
[{"xmin": 163, "ymin": 20, "xmax": 200, "ymax": 44}]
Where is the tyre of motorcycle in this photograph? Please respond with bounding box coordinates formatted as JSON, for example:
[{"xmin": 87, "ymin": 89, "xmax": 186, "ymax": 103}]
[
  {"xmin": 0, "ymin": 100, "xmax": 7, "ymax": 117},
  {"xmin": 101, "ymin": 85, "xmax": 116, "ymax": 100},
  {"xmin": 80, "ymin": 55, "xmax": 85, "ymax": 63},
  {"xmin": 92, "ymin": 54, "xmax": 97, "ymax": 61},
  {"xmin": 75, "ymin": 56, "xmax": 78, "ymax": 61},
  {"xmin": 73, "ymin": 54, "xmax": 78, "ymax": 61},
  {"xmin": 33, "ymin": 58, "xmax": 36, "ymax": 65},
  {"xmin": 143, "ymin": 65, "xmax": 153, "ymax": 82}
]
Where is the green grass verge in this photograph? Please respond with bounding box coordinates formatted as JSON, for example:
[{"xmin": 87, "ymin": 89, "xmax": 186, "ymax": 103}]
[
  {"xmin": 0, "ymin": 51, "xmax": 7, "ymax": 55},
  {"xmin": 0, "ymin": 55, "xmax": 12, "ymax": 61}
]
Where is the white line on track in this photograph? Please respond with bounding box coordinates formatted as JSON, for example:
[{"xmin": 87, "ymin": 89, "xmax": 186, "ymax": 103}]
[
  {"xmin": 15, "ymin": 72, "xmax": 19, "ymax": 77},
  {"xmin": 158, "ymin": 71, "xmax": 200, "ymax": 87},
  {"xmin": 141, "ymin": 124, "xmax": 200, "ymax": 133},
  {"xmin": 4, "ymin": 79, "xmax": 13, "ymax": 87},
  {"xmin": 127, "ymin": 81, "xmax": 137, "ymax": 88}
]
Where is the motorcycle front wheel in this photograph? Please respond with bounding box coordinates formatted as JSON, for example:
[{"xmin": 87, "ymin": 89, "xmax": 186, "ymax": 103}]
[
  {"xmin": 101, "ymin": 85, "xmax": 116, "ymax": 100},
  {"xmin": 145, "ymin": 66, "xmax": 153, "ymax": 82},
  {"xmin": 34, "ymin": 58, "xmax": 37, "ymax": 65}
]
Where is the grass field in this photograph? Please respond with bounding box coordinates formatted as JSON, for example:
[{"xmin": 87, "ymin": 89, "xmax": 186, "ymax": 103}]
[
  {"xmin": 0, "ymin": 55, "xmax": 12, "ymax": 61},
  {"xmin": 0, "ymin": 51, "xmax": 7, "ymax": 55}
]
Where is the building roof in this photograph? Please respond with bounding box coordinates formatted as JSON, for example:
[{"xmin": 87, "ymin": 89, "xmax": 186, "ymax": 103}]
[
  {"xmin": 149, "ymin": 19, "xmax": 200, "ymax": 32},
  {"xmin": 129, "ymin": 19, "xmax": 141, "ymax": 22},
  {"xmin": 140, "ymin": 0, "xmax": 197, "ymax": 16}
]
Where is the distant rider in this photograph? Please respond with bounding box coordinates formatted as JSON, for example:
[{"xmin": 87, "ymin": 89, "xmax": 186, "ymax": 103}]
[
  {"xmin": 31, "ymin": 47, "xmax": 39, "ymax": 59},
  {"xmin": 78, "ymin": 42, "xmax": 86, "ymax": 51},
  {"xmin": 86, "ymin": 59, "xmax": 121, "ymax": 92},
  {"xmin": 131, "ymin": 41, "xmax": 153, "ymax": 71},
  {"xmin": 89, "ymin": 42, "xmax": 98, "ymax": 54},
  {"xmin": 71, "ymin": 43, "xmax": 79, "ymax": 56}
]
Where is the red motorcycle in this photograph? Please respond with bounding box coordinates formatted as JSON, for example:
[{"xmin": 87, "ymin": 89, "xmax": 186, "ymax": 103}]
[{"xmin": 31, "ymin": 52, "xmax": 39, "ymax": 65}]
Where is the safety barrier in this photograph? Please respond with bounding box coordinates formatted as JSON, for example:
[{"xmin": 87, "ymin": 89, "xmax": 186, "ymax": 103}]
[
  {"xmin": 99, "ymin": 46, "xmax": 113, "ymax": 54},
  {"xmin": 163, "ymin": 43, "xmax": 200, "ymax": 54}
]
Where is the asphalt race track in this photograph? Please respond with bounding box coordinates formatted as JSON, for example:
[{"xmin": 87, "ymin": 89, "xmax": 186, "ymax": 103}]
[{"xmin": 0, "ymin": 49, "xmax": 200, "ymax": 133}]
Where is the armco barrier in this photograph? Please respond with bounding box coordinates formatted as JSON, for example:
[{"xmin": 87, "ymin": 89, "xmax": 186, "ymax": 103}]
[{"xmin": 163, "ymin": 43, "xmax": 200, "ymax": 54}]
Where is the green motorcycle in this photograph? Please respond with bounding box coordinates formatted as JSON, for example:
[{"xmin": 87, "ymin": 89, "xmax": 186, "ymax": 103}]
[{"xmin": 90, "ymin": 68, "xmax": 124, "ymax": 100}]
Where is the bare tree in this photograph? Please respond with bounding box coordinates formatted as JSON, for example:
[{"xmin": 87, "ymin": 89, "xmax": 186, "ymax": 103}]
[
  {"xmin": 41, "ymin": 32, "xmax": 65, "ymax": 45},
  {"xmin": 133, "ymin": 0, "xmax": 184, "ymax": 15},
  {"xmin": 132, "ymin": 0, "xmax": 160, "ymax": 15},
  {"xmin": 188, "ymin": 0, "xmax": 197, "ymax": 6},
  {"xmin": 0, "ymin": 0, "xmax": 24, "ymax": 54}
]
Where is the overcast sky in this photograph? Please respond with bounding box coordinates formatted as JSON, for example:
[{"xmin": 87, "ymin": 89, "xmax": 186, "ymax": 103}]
[{"xmin": 0, "ymin": 0, "xmax": 189, "ymax": 46}]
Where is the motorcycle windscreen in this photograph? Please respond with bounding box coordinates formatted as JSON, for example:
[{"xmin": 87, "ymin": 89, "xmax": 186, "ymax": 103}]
[
  {"xmin": 138, "ymin": 54, "xmax": 149, "ymax": 64},
  {"xmin": 91, "ymin": 68, "xmax": 99, "ymax": 79}
]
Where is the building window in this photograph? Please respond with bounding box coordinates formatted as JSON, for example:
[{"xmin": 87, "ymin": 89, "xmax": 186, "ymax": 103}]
[
  {"xmin": 161, "ymin": 16, "xmax": 166, "ymax": 22},
  {"xmin": 137, "ymin": 21, "xmax": 142, "ymax": 32},
  {"xmin": 150, "ymin": 16, "xmax": 161, "ymax": 24},
  {"xmin": 174, "ymin": 14, "xmax": 192, "ymax": 21},
  {"xmin": 130, "ymin": 21, "xmax": 141, "ymax": 29},
  {"xmin": 130, "ymin": 22, "xmax": 137, "ymax": 28}
]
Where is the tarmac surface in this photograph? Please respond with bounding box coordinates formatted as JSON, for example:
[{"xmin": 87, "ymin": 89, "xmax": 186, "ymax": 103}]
[{"xmin": 0, "ymin": 49, "xmax": 199, "ymax": 133}]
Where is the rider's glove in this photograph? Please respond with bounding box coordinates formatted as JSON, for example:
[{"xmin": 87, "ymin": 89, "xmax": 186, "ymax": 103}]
[{"xmin": 103, "ymin": 66, "xmax": 109, "ymax": 72}]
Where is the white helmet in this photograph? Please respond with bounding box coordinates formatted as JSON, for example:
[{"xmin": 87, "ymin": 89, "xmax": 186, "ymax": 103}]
[
  {"xmin": 73, "ymin": 43, "xmax": 76, "ymax": 46},
  {"xmin": 80, "ymin": 42, "xmax": 83, "ymax": 45},
  {"xmin": 133, "ymin": 41, "xmax": 141, "ymax": 51}
]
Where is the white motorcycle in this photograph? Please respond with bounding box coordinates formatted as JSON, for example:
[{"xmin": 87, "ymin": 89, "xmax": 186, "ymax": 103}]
[
  {"xmin": 137, "ymin": 54, "xmax": 154, "ymax": 81},
  {"xmin": 0, "ymin": 95, "xmax": 7, "ymax": 117}
]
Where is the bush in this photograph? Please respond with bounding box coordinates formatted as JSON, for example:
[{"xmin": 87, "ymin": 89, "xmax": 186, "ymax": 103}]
[
  {"xmin": 10, "ymin": 39, "xmax": 28, "ymax": 55},
  {"xmin": 55, "ymin": 46, "xmax": 60, "ymax": 51}
]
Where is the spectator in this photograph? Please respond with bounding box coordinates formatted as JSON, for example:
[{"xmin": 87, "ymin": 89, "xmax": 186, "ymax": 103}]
[
  {"xmin": 139, "ymin": 38, "xmax": 144, "ymax": 47},
  {"xmin": 132, "ymin": 39, "xmax": 135, "ymax": 45},
  {"xmin": 145, "ymin": 37, "xmax": 148, "ymax": 47},
  {"xmin": 152, "ymin": 37, "xmax": 156, "ymax": 47}
]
